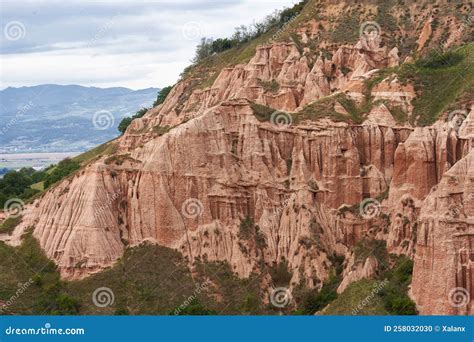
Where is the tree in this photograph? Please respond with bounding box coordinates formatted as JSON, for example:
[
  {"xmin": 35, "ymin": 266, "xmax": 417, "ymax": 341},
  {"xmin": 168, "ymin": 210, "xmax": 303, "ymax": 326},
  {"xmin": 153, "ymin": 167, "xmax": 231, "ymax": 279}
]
[
  {"xmin": 43, "ymin": 158, "xmax": 80, "ymax": 188},
  {"xmin": 118, "ymin": 117, "xmax": 132, "ymax": 134},
  {"xmin": 117, "ymin": 106, "xmax": 150, "ymax": 135},
  {"xmin": 191, "ymin": 38, "xmax": 214, "ymax": 64},
  {"xmin": 211, "ymin": 38, "xmax": 233, "ymax": 53},
  {"xmin": 153, "ymin": 86, "xmax": 173, "ymax": 107}
]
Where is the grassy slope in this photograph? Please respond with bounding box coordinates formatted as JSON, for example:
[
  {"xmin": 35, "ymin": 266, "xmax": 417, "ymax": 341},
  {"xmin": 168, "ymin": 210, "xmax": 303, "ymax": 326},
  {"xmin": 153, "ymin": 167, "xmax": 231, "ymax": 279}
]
[
  {"xmin": 410, "ymin": 44, "xmax": 474, "ymax": 126},
  {"xmin": 0, "ymin": 236, "xmax": 271, "ymax": 315},
  {"xmin": 0, "ymin": 216, "xmax": 22, "ymax": 235},
  {"xmin": 322, "ymin": 278, "xmax": 388, "ymax": 315}
]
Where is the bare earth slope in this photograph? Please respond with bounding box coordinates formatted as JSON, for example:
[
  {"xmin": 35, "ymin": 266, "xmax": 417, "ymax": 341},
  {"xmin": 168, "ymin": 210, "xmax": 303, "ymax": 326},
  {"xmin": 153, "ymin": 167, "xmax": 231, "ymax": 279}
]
[{"xmin": 3, "ymin": 0, "xmax": 473, "ymax": 314}]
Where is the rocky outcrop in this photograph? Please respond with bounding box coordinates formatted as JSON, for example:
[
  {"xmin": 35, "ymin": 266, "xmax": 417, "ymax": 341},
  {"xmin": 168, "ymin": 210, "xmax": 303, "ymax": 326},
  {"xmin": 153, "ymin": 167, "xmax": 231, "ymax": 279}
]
[
  {"xmin": 411, "ymin": 150, "xmax": 474, "ymax": 315},
  {"xmin": 4, "ymin": 0, "xmax": 473, "ymax": 315}
]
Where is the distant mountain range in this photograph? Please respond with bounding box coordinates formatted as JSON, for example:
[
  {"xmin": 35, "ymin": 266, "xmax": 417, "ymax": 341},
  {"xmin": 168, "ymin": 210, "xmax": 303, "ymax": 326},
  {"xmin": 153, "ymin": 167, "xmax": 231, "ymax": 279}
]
[{"xmin": 0, "ymin": 84, "xmax": 159, "ymax": 153}]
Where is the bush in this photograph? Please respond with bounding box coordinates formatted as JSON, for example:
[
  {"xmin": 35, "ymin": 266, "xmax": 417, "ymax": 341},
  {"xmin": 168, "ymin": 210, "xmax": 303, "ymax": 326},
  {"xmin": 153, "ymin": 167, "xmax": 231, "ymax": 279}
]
[
  {"xmin": 44, "ymin": 158, "xmax": 80, "ymax": 188},
  {"xmin": 379, "ymin": 256, "xmax": 418, "ymax": 315},
  {"xmin": 415, "ymin": 50, "xmax": 464, "ymax": 69},
  {"xmin": 0, "ymin": 215, "xmax": 22, "ymax": 234},
  {"xmin": 0, "ymin": 168, "xmax": 47, "ymax": 206},
  {"xmin": 153, "ymin": 86, "xmax": 173, "ymax": 107},
  {"xmin": 238, "ymin": 216, "xmax": 254, "ymax": 240},
  {"xmin": 117, "ymin": 106, "xmax": 151, "ymax": 134},
  {"xmin": 269, "ymin": 260, "xmax": 292, "ymax": 287},
  {"xmin": 189, "ymin": 1, "xmax": 308, "ymax": 64},
  {"xmin": 300, "ymin": 273, "xmax": 340, "ymax": 314},
  {"xmin": 171, "ymin": 298, "xmax": 217, "ymax": 315},
  {"xmin": 118, "ymin": 117, "xmax": 133, "ymax": 134}
]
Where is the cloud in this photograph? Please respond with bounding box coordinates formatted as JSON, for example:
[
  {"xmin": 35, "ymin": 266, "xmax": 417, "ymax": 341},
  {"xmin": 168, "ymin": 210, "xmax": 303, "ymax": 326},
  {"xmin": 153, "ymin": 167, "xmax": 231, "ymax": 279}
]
[{"xmin": 1, "ymin": 0, "xmax": 296, "ymax": 89}]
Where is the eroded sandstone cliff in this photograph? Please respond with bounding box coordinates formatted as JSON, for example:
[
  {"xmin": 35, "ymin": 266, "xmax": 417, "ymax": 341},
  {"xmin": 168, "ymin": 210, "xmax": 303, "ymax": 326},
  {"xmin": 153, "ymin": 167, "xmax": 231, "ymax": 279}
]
[{"xmin": 4, "ymin": 0, "xmax": 473, "ymax": 315}]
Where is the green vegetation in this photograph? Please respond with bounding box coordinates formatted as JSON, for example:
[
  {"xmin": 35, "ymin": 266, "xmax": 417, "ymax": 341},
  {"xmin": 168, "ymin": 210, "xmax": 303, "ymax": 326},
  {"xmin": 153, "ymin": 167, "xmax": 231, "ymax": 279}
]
[
  {"xmin": 68, "ymin": 243, "xmax": 207, "ymax": 315},
  {"xmin": 250, "ymin": 103, "xmax": 276, "ymax": 122},
  {"xmin": 354, "ymin": 239, "xmax": 388, "ymax": 269},
  {"xmin": 258, "ymin": 79, "xmax": 280, "ymax": 93},
  {"xmin": 296, "ymin": 271, "xmax": 341, "ymax": 314},
  {"xmin": 0, "ymin": 168, "xmax": 44, "ymax": 208},
  {"xmin": 0, "ymin": 215, "xmax": 22, "ymax": 235},
  {"xmin": 104, "ymin": 154, "xmax": 139, "ymax": 166},
  {"xmin": 43, "ymin": 158, "xmax": 80, "ymax": 189},
  {"xmin": 293, "ymin": 253, "xmax": 344, "ymax": 314},
  {"xmin": 386, "ymin": 105, "xmax": 409, "ymax": 124},
  {"xmin": 118, "ymin": 107, "xmax": 149, "ymax": 134},
  {"xmin": 0, "ymin": 140, "xmax": 119, "ymax": 209},
  {"xmin": 408, "ymin": 45, "xmax": 474, "ymax": 126},
  {"xmin": 0, "ymin": 234, "xmax": 273, "ymax": 315},
  {"xmin": 117, "ymin": 117, "xmax": 133, "ymax": 134},
  {"xmin": 0, "ymin": 232, "xmax": 79, "ymax": 315},
  {"xmin": 269, "ymin": 260, "xmax": 292, "ymax": 287},
  {"xmin": 152, "ymin": 125, "xmax": 172, "ymax": 136},
  {"xmin": 323, "ymin": 278, "xmax": 389, "ymax": 315},
  {"xmin": 295, "ymin": 93, "xmax": 373, "ymax": 124},
  {"xmin": 379, "ymin": 256, "xmax": 417, "ymax": 315},
  {"xmin": 171, "ymin": 298, "xmax": 217, "ymax": 315},
  {"xmin": 153, "ymin": 86, "xmax": 173, "ymax": 107},
  {"xmin": 72, "ymin": 140, "xmax": 118, "ymax": 165},
  {"xmin": 190, "ymin": 1, "xmax": 308, "ymax": 64},
  {"xmin": 193, "ymin": 261, "xmax": 267, "ymax": 315},
  {"xmin": 321, "ymin": 252, "xmax": 417, "ymax": 315},
  {"xmin": 330, "ymin": 13, "xmax": 361, "ymax": 44},
  {"xmin": 366, "ymin": 44, "xmax": 474, "ymax": 126}
]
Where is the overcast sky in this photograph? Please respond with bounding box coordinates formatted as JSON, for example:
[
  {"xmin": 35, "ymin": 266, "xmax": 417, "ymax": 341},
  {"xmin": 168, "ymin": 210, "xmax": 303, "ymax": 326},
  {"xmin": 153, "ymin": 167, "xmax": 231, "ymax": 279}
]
[{"xmin": 0, "ymin": 0, "xmax": 296, "ymax": 90}]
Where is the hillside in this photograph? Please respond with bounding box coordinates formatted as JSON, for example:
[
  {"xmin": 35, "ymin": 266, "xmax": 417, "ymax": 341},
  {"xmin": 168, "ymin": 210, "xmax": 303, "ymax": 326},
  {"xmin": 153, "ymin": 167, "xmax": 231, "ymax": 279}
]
[
  {"xmin": 0, "ymin": 85, "xmax": 159, "ymax": 153},
  {"xmin": 0, "ymin": 0, "xmax": 473, "ymax": 315}
]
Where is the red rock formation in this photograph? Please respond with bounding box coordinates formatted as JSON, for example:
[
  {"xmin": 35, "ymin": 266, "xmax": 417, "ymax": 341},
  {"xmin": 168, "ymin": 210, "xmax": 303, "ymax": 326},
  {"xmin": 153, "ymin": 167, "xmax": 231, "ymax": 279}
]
[{"xmin": 3, "ymin": 0, "xmax": 473, "ymax": 315}]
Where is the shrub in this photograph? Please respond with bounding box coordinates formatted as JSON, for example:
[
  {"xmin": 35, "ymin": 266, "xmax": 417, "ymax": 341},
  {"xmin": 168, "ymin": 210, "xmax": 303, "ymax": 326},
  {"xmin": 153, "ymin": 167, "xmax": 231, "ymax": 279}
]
[
  {"xmin": 269, "ymin": 260, "xmax": 292, "ymax": 287},
  {"xmin": 300, "ymin": 272, "xmax": 340, "ymax": 314},
  {"xmin": 172, "ymin": 298, "xmax": 217, "ymax": 315},
  {"xmin": 238, "ymin": 216, "xmax": 254, "ymax": 240},
  {"xmin": 250, "ymin": 103, "xmax": 276, "ymax": 122},
  {"xmin": 117, "ymin": 107, "xmax": 150, "ymax": 134},
  {"xmin": 118, "ymin": 117, "xmax": 133, "ymax": 134},
  {"xmin": 153, "ymin": 86, "xmax": 173, "ymax": 107},
  {"xmin": 44, "ymin": 158, "xmax": 80, "ymax": 188},
  {"xmin": 0, "ymin": 215, "xmax": 22, "ymax": 235},
  {"xmin": 415, "ymin": 50, "xmax": 464, "ymax": 69},
  {"xmin": 379, "ymin": 256, "xmax": 418, "ymax": 315}
]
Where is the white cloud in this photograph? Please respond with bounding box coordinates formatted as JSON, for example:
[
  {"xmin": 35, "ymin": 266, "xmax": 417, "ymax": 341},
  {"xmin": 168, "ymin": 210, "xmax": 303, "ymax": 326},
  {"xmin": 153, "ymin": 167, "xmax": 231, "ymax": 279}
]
[{"xmin": 1, "ymin": 0, "xmax": 296, "ymax": 89}]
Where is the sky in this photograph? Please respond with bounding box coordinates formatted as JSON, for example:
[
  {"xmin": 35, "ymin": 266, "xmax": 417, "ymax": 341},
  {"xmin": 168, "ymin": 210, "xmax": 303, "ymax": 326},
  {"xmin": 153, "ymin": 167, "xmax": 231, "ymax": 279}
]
[{"xmin": 0, "ymin": 0, "xmax": 296, "ymax": 90}]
